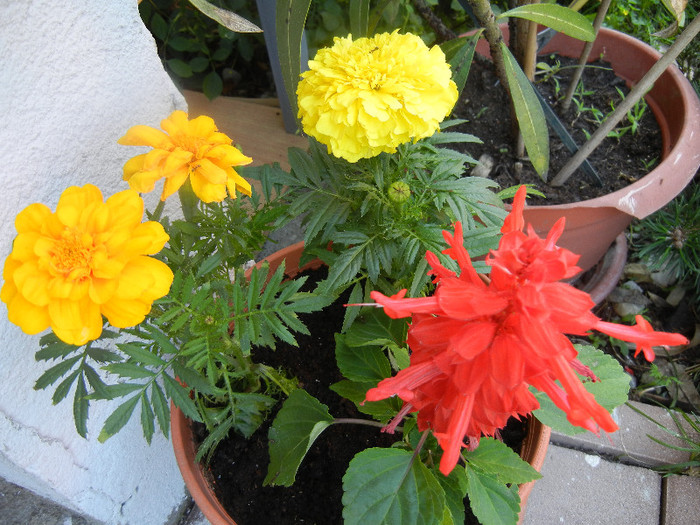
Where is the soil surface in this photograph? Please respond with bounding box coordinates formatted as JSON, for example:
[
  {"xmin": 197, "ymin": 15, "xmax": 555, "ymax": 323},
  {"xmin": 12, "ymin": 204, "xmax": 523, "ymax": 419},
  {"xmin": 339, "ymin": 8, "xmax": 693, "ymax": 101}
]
[
  {"xmin": 452, "ymin": 55, "xmax": 663, "ymax": 206},
  {"xmin": 193, "ymin": 267, "xmax": 526, "ymax": 524}
]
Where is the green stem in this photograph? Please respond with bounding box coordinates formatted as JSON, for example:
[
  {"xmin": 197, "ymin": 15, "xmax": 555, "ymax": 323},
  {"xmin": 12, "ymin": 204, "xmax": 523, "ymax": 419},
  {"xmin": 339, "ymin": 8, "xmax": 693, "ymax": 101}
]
[
  {"xmin": 465, "ymin": 0, "xmax": 509, "ymax": 96},
  {"xmin": 333, "ymin": 418, "xmax": 401, "ymax": 431},
  {"xmin": 151, "ymin": 199, "xmax": 166, "ymax": 222}
]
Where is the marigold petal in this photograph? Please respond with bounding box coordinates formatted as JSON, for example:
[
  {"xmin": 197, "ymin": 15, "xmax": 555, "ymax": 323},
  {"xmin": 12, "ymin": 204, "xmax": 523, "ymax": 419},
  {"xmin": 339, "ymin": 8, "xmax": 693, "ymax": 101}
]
[
  {"xmin": 55, "ymin": 185, "xmax": 103, "ymax": 228},
  {"xmin": 122, "ymin": 153, "xmax": 147, "ymax": 182},
  {"xmin": 189, "ymin": 172, "xmax": 227, "ymax": 203},
  {"xmin": 161, "ymin": 168, "xmax": 190, "ymax": 201},
  {"xmin": 126, "ymin": 169, "xmax": 163, "ymax": 194},
  {"xmin": 5, "ymin": 290, "xmax": 50, "ymax": 335},
  {"xmin": 105, "ymin": 189, "xmax": 144, "ymax": 228},
  {"xmin": 15, "ymin": 203, "xmax": 52, "ymax": 234},
  {"xmin": 12, "ymin": 260, "xmax": 51, "ymax": 306},
  {"xmin": 48, "ymin": 297, "xmax": 102, "ymax": 346},
  {"xmin": 195, "ymin": 157, "xmax": 228, "ymax": 185},
  {"xmin": 118, "ymin": 125, "xmax": 172, "ymax": 149},
  {"xmin": 226, "ymin": 170, "xmax": 252, "ymax": 198},
  {"xmin": 89, "ymin": 277, "xmax": 118, "ymax": 304}
]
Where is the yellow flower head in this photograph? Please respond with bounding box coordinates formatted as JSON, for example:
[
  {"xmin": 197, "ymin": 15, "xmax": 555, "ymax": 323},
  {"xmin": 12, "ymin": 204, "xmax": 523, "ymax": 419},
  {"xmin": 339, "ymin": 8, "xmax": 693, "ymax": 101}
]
[
  {"xmin": 297, "ymin": 31, "xmax": 459, "ymax": 163},
  {"xmin": 1, "ymin": 185, "xmax": 174, "ymax": 345},
  {"xmin": 118, "ymin": 110, "xmax": 253, "ymax": 203}
]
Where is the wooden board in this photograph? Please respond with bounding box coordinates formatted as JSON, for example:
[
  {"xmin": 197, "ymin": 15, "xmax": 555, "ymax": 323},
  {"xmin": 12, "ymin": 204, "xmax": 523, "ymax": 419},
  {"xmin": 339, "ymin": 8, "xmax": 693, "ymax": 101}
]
[{"xmin": 183, "ymin": 90, "xmax": 307, "ymax": 171}]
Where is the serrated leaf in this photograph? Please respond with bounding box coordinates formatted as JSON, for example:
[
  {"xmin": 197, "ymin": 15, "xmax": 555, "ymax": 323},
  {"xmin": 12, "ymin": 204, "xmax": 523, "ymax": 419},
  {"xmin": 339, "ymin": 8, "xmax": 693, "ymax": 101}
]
[
  {"xmin": 466, "ymin": 468, "xmax": 520, "ymax": 525},
  {"xmin": 335, "ymin": 334, "xmax": 391, "ymax": 383},
  {"xmin": 164, "ymin": 374, "xmax": 202, "ymax": 423},
  {"xmin": 188, "ymin": 0, "xmax": 262, "ymax": 32},
  {"xmin": 438, "ymin": 466, "xmax": 468, "ymax": 525},
  {"xmin": 171, "ymin": 363, "xmax": 217, "ymax": 396},
  {"xmin": 91, "ymin": 382, "xmax": 143, "ymax": 400},
  {"xmin": 499, "ymin": 4, "xmax": 595, "ymax": 42},
  {"xmin": 140, "ymin": 392, "xmax": 155, "ymax": 445},
  {"xmin": 118, "ymin": 343, "xmax": 166, "ymax": 367},
  {"xmin": 150, "ymin": 382, "xmax": 170, "ymax": 437},
  {"xmin": 500, "ymin": 43, "xmax": 549, "ymax": 178},
  {"xmin": 264, "ymin": 389, "xmax": 333, "ymax": 486},
  {"xmin": 52, "ymin": 369, "xmax": 80, "ymax": 404},
  {"xmin": 35, "ymin": 338, "xmax": 78, "ymax": 361},
  {"xmin": 532, "ymin": 344, "xmax": 630, "ymax": 435},
  {"xmin": 98, "ymin": 395, "xmax": 140, "ymax": 443},
  {"xmin": 329, "ymin": 380, "xmax": 397, "ymax": 421},
  {"xmin": 464, "ymin": 438, "xmax": 541, "ymax": 485},
  {"xmin": 73, "ymin": 375, "xmax": 89, "ymax": 438},
  {"xmin": 103, "ymin": 362, "xmax": 156, "ymax": 379},
  {"xmin": 342, "ymin": 448, "xmax": 446, "ymax": 525},
  {"xmin": 34, "ymin": 355, "xmax": 81, "ymax": 390},
  {"xmin": 344, "ymin": 308, "xmax": 407, "ymax": 350}
]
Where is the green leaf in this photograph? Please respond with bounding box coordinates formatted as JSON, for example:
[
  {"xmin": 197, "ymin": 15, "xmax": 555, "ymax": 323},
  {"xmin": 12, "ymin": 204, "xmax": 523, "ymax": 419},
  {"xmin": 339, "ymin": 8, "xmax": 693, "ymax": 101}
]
[
  {"xmin": 188, "ymin": 0, "xmax": 262, "ymax": 32},
  {"xmin": 202, "ymin": 71, "xmax": 223, "ymax": 100},
  {"xmin": 103, "ymin": 362, "xmax": 155, "ymax": 380},
  {"xmin": 464, "ymin": 438, "xmax": 541, "ymax": 485},
  {"xmin": 164, "ymin": 374, "xmax": 202, "ymax": 423},
  {"xmin": 264, "ymin": 389, "xmax": 333, "ymax": 486},
  {"xmin": 98, "ymin": 395, "xmax": 140, "ymax": 443},
  {"xmin": 344, "ymin": 308, "xmax": 407, "ymax": 350},
  {"xmin": 441, "ymin": 33, "xmax": 479, "ymax": 96},
  {"xmin": 92, "ymin": 382, "xmax": 143, "ymax": 400},
  {"xmin": 349, "ymin": 0, "xmax": 369, "ymax": 38},
  {"xmin": 329, "ymin": 380, "xmax": 397, "ymax": 421},
  {"xmin": 532, "ymin": 344, "xmax": 631, "ymax": 435},
  {"xmin": 189, "ymin": 56, "xmax": 210, "ymax": 73},
  {"xmin": 73, "ymin": 375, "xmax": 89, "ymax": 438},
  {"xmin": 167, "ymin": 58, "xmax": 193, "ymax": 78},
  {"xmin": 438, "ymin": 467, "xmax": 468, "ymax": 525},
  {"xmin": 150, "ymin": 13, "xmax": 169, "ymax": 41},
  {"xmin": 140, "ymin": 392, "xmax": 155, "ymax": 445},
  {"xmin": 342, "ymin": 448, "xmax": 446, "ymax": 525},
  {"xmin": 117, "ymin": 343, "xmax": 166, "ymax": 367},
  {"xmin": 335, "ymin": 334, "xmax": 391, "ymax": 383},
  {"xmin": 500, "ymin": 42, "xmax": 549, "ymax": 177},
  {"xmin": 52, "ymin": 370, "xmax": 80, "ymax": 404},
  {"xmin": 34, "ymin": 355, "xmax": 81, "ymax": 390},
  {"xmin": 171, "ymin": 363, "xmax": 218, "ymax": 396},
  {"xmin": 276, "ymin": 0, "xmax": 311, "ymax": 122},
  {"xmin": 498, "ymin": 4, "xmax": 596, "ymax": 42},
  {"xmin": 150, "ymin": 382, "xmax": 170, "ymax": 437},
  {"xmin": 466, "ymin": 468, "xmax": 520, "ymax": 525}
]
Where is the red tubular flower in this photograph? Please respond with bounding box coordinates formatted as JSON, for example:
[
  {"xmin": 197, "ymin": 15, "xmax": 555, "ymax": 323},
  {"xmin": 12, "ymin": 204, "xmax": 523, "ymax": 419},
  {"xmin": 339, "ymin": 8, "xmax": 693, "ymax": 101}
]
[{"xmin": 366, "ymin": 185, "xmax": 689, "ymax": 476}]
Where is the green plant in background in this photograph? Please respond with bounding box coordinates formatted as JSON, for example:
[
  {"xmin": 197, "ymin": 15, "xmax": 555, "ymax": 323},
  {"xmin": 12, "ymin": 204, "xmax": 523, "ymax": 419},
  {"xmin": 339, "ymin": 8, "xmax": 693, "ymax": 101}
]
[
  {"xmin": 139, "ymin": 0, "xmax": 266, "ymax": 99},
  {"xmin": 632, "ymin": 181, "xmax": 700, "ymax": 299},
  {"xmin": 627, "ymin": 402, "xmax": 700, "ymax": 477}
]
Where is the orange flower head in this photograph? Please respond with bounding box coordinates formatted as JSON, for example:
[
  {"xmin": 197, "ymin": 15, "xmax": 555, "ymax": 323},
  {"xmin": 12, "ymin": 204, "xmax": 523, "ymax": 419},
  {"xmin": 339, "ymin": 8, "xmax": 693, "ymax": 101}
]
[
  {"xmin": 1, "ymin": 184, "xmax": 174, "ymax": 345},
  {"xmin": 367, "ymin": 186, "xmax": 688, "ymax": 475},
  {"xmin": 118, "ymin": 110, "xmax": 252, "ymax": 203}
]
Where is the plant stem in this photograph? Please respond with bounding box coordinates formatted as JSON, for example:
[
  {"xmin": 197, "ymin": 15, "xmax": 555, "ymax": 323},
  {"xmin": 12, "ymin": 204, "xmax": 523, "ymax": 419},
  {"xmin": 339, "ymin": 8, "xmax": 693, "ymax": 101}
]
[
  {"xmin": 411, "ymin": 0, "xmax": 456, "ymax": 42},
  {"xmin": 466, "ymin": 0, "xmax": 510, "ymax": 95},
  {"xmin": 333, "ymin": 418, "xmax": 397, "ymax": 430},
  {"xmin": 560, "ymin": 0, "xmax": 613, "ymax": 112},
  {"xmin": 551, "ymin": 13, "xmax": 700, "ymax": 187}
]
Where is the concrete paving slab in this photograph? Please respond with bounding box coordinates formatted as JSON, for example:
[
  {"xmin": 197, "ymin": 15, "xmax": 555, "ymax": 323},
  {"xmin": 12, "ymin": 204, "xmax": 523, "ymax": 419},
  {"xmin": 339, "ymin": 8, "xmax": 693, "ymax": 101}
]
[
  {"xmin": 522, "ymin": 445, "xmax": 661, "ymax": 525},
  {"xmin": 661, "ymin": 475, "xmax": 700, "ymax": 525},
  {"xmin": 0, "ymin": 476, "xmax": 101, "ymax": 525},
  {"xmin": 550, "ymin": 401, "xmax": 699, "ymax": 468}
]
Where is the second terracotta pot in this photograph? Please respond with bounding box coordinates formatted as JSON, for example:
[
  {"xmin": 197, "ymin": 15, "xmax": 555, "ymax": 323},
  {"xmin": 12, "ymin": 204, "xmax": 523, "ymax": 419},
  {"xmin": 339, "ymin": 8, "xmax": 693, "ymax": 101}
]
[{"xmin": 474, "ymin": 27, "xmax": 700, "ymax": 273}]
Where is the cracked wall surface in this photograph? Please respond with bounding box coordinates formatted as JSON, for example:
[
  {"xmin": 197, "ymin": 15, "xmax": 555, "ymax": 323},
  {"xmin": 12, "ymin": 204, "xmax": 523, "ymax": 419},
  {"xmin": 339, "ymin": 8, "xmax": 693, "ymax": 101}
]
[{"xmin": 0, "ymin": 1, "xmax": 188, "ymax": 523}]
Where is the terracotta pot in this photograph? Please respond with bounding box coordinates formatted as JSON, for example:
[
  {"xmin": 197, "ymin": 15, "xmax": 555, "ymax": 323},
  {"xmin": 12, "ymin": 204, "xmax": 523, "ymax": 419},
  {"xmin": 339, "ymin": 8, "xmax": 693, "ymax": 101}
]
[
  {"xmin": 473, "ymin": 27, "xmax": 700, "ymax": 273},
  {"xmin": 171, "ymin": 241, "xmax": 551, "ymax": 525}
]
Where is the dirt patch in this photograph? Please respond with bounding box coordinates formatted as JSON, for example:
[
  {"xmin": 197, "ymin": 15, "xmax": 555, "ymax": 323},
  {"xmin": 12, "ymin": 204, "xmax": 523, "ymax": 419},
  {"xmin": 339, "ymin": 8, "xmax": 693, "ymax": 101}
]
[{"xmin": 452, "ymin": 55, "xmax": 663, "ymax": 205}]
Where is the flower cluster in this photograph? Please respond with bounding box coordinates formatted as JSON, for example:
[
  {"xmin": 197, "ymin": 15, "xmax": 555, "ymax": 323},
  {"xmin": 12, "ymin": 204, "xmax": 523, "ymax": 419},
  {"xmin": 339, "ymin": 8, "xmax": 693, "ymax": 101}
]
[
  {"xmin": 1, "ymin": 185, "xmax": 172, "ymax": 345},
  {"xmin": 118, "ymin": 110, "xmax": 252, "ymax": 203},
  {"xmin": 296, "ymin": 31, "xmax": 458, "ymax": 162},
  {"xmin": 367, "ymin": 186, "xmax": 688, "ymax": 475}
]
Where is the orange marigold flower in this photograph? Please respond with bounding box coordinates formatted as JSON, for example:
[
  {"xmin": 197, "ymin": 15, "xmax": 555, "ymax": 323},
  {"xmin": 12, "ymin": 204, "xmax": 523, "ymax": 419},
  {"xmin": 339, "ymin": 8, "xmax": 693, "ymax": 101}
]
[
  {"xmin": 118, "ymin": 110, "xmax": 252, "ymax": 203},
  {"xmin": 366, "ymin": 186, "xmax": 688, "ymax": 475},
  {"xmin": 1, "ymin": 185, "xmax": 173, "ymax": 346}
]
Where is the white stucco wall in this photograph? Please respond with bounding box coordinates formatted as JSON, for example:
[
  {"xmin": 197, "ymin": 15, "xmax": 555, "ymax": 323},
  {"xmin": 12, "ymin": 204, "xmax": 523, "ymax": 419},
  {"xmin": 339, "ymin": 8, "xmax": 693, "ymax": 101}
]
[{"xmin": 0, "ymin": 1, "xmax": 188, "ymax": 524}]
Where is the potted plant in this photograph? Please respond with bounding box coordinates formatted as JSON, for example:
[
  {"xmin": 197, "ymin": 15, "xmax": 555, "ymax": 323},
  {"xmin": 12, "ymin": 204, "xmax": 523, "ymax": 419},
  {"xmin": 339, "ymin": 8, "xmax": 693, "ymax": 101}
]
[{"xmin": 1, "ymin": 20, "xmax": 690, "ymax": 525}]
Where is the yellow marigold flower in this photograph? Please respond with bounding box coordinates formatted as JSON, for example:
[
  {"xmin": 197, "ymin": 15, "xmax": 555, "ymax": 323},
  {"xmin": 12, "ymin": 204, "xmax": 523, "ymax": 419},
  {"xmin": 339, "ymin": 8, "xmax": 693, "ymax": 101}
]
[
  {"xmin": 1, "ymin": 185, "xmax": 174, "ymax": 346},
  {"xmin": 297, "ymin": 31, "xmax": 458, "ymax": 163},
  {"xmin": 118, "ymin": 110, "xmax": 253, "ymax": 203}
]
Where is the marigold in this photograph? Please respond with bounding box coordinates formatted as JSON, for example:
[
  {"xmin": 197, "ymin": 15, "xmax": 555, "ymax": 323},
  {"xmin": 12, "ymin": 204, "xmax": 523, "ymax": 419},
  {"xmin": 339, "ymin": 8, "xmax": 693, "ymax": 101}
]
[
  {"xmin": 367, "ymin": 186, "xmax": 688, "ymax": 475},
  {"xmin": 118, "ymin": 110, "xmax": 252, "ymax": 203},
  {"xmin": 296, "ymin": 31, "xmax": 458, "ymax": 163},
  {"xmin": 1, "ymin": 185, "xmax": 174, "ymax": 346}
]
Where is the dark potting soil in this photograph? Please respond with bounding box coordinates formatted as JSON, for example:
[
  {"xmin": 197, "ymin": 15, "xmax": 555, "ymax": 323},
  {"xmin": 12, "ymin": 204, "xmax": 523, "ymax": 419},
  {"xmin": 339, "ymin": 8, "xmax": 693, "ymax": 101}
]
[
  {"xmin": 452, "ymin": 55, "xmax": 663, "ymax": 206},
  {"xmin": 193, "ymin": 267, "xmax": 526, "ymax": 524}
]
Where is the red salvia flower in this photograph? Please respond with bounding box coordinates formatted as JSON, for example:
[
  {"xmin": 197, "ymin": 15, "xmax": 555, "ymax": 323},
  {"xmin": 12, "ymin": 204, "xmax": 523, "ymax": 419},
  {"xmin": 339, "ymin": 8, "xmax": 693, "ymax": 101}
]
[{"xmin": 366, "ymin": 186, "xmax": 688, "ymax": 475}]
